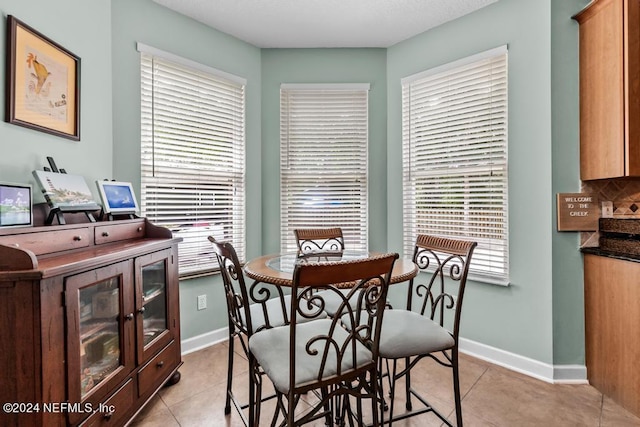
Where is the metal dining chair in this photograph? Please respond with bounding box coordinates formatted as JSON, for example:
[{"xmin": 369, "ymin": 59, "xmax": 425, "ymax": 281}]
[
  {"xmin": 294, "ymin": 227, "xmax": 345, "ymax": 254},
  {"xmin": 209, "ymin": 237, "xmax": 290, "ymax": 426},
  {"xmin": 379, "ymin": 235, "xmax": 477, "ymax": 426},
  {"xmin": 248, "ymin": 253, "xmax": 399, "ymax": 426},
  {"xmin": 294, "ymin": 227, "xmax": 362, "ymax": 319}
]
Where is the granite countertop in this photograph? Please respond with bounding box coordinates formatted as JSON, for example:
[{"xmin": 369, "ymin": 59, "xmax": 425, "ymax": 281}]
[
  {"xmin": 581, "ymin": 218, "xmax": 640, "ymax": 262},
  {"xmin": 581, "ymin": 246, "xmax": 640, "ymax": 263}
]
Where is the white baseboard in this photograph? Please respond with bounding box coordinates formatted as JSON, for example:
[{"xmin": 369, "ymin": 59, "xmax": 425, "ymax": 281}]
[
  {"xmin": 459, "ymin": 337, "xmax": 588, "ymax": 384},
  {"xmin": 181, "ymin": 327, "xmax": 229, "ymax": 355},
  {"xmin": 180, "ymin": 328, "xmax": 587, "ymax": 385}
]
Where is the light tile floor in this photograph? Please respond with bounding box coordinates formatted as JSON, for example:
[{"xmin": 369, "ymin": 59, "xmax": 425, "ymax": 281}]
[{"xmin": 131, "ymin": 341, "xmax": 640, "ymax": 426}]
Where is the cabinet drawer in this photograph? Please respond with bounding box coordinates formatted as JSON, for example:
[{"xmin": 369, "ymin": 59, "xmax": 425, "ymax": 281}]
[
  {"xmin": 0, "ymin": 228, "xmax": 90, "ymax": 255},
  {"xmin": 95, "ymin": 222, "xmax": 145, "ymax": 245},
  {"xmin": 79, "ymin": 378, "xmax": 134, "ymax": 427},
  {"xmin": 138, "ymin": 341, "xmax": 179, "ymax": 397}
]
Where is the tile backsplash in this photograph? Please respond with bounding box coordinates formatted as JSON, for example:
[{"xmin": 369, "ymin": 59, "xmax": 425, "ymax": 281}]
[{"xmin": 580, "ymin": 179, "xmax": 640, "ymax": 247}]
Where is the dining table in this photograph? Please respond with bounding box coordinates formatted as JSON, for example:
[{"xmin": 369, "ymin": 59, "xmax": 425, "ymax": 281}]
[{"xmin": 244, "ymin": 249, "xmax": 419, "ymax": 287}]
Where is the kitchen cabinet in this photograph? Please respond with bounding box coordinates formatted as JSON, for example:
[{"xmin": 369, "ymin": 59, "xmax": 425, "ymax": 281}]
[
  {"xmin": 0, "ymin": 218, "xmax": 182, "ymax": 426},
  {"xmin": 583, "ymin": 253, "xmax": 640, "ymax": 416},
  {"xmin": 574, "ymin": 0, "xmax": 640, "ymax": 180}
]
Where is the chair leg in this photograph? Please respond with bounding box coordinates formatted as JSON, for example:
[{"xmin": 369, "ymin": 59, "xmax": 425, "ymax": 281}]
[
  {"xmin": 387, "ymin": 360, "xmax": 398, "ymax": 427},
  {"xmin": 404, "ymin": 356, "xmax": 412, "ymax": 411},
  {"xmin": 248, "ymin": 354, "xmax": 259, "ymax": 427},
  {"xmin": 287, "ymin": 392, "xmax": 296, "ymax": 426},
  {"xmin": 370, "ymin": 371, "xmax": 380, "ymax": 427},
  {"xmin": 378, "ymin": 358, "xmax": 389, "ymax": 412},
  {"xmin": 269, "ymin": 393, "xmax": 283, "ymax": 427},
  {"xmin": 323, "ymin": 387, "xmax": 335, "ymax": 426},
  {"xmin": 342, "ymin": 392, "xmax": 355, "ymax": 427},
  {"xmin": 452, "ymin": 350, "xmax": 463, "ymax": 427},
  {"xmin": 225, "ymin": 330, "xmax": 235, "ymax": 415}
]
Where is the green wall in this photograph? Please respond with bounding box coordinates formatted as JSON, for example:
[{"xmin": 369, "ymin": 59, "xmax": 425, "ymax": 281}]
[
  {"xmin": 110, "ymin": 0, "xmax": 263, "ymax": 340},
  {"xmin": 387, "ymin": 0, "xmax": 584, "ymax": 364},
  {"xmin": 0, "ymin": 0, "xmax": 112, "ymax": 196},
  {"xmin": 0, "ymin": 0, "xmax": 592, "ymax": 366},
  {"xmin": 551, "ymin": 0, "xmax": 592, "ymax": 366},
  {"xmin": 260, "ymin": 48, "xmax": 388, "ymax": 254}
]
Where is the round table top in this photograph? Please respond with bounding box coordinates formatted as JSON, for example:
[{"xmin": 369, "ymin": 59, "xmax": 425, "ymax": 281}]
[{"xmin": 244, "ymin": 250, "xmax": 418, "ymax": 287}]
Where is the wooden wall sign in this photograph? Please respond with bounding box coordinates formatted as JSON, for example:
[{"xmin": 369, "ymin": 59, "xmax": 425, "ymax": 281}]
[{"xmin": 557, "ymin": 193, "xmax": 599, "ymax": 231}]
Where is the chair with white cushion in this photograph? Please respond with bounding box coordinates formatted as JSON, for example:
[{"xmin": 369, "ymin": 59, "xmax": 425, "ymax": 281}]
[
  {"xmin": 209, "ymin": 237, "xmax": 289, "ymax": 426},
  {"xmin": 380, "ymin": 235, "xmax": 477, "ymax": 427},
  {"xmin": 249, "ymin": 253, "xmax": 398, "ymax": 426}
]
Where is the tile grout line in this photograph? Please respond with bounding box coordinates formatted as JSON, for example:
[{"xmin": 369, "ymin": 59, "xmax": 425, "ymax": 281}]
[
  {"xmin": 598, "ymin": 393, "xmax": 604, "ymax": 427},
  {"xmin": 462, "ymin": 363, "xmax": 491, "ymax": 401}
]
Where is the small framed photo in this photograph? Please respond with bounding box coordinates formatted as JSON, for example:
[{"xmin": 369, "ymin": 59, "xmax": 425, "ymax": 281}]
[
  {"xmin": 0, "ymin": 182, "xmax": 33, "ymax": 227},
  {"xmin": 5, "ymin": 15, "xmax": 80, "ymax": 140},
  {"xmin": 96, "ymin": 181, "xmax": 139, "ymax": 215}
]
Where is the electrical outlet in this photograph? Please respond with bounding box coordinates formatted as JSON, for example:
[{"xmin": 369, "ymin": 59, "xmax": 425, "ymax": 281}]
[
  {"xmin": 602, "ymin": 201, "xmax": 613, "ymax": 218},
  {"xmin": 197, "ymin": 294, "xmax": 207, "ymax": 311}
]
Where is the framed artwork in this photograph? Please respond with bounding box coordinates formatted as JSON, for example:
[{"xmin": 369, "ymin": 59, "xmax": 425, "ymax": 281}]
[
  {"xmin": 5, "ymin": 15, "xmax": 80, "ymax": 140},
  {"xmin": 0, "ymin": 182, "xmax": 32, "ymax": 228},
  {"xmin": 96, "ymin": 181, "xmax": 140, "ymax": 214},
  {"xmin": 32, "ymin": 170, "xmax": 99, "ymax": 211}
]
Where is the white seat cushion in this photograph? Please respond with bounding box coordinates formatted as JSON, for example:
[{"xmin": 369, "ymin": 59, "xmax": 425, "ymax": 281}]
[
  {"xmin": 378, "ymin": 310, "xmax": 455, "ymax": 359},
  {"xmin": 249, "ymin": 318, "xmax": 373, "ymax": 394},
  {"xmin": 242, "ymin": 295, "xmax": 327, "ymax": 331},
  {"xmin": 311, "ymin": 288, "xmax": 361, "ymax": 317}
]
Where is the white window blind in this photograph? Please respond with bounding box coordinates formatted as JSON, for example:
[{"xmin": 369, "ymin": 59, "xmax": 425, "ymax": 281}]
[
  {"xmin": 280, "ymin": 84, "xmax": 369, "ymax": 253},
  {"xmin": 140, "ymin": 45, "xmax": 246, "ymax": 277},
  {"xmin": 402, "ymin": 46, "xmax": 509, "ymax": 285}
]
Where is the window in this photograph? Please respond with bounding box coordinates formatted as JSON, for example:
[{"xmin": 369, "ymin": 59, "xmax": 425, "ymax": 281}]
[
  {"xmin": 402, "ymin": 46, "xmax": 508, "ymax": 285},
  {"xmin": 280, "ymin": 84, "xmax": 369, "ymax": 252},
  {"xmin": 139, "ymin": 43, "xmax": 246, "ymax": 277}
]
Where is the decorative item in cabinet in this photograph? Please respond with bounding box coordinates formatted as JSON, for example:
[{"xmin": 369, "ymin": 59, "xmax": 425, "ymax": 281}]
[
  {"xmin": 135, "ymin": 247, "xmax": 178, "ymax": 366},
  {"xmin": 66, "ymin": 260, "xmax": 134, "ymax": 423}
]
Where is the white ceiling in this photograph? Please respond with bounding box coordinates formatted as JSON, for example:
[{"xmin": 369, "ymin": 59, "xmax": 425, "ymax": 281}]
[{"xmin": 152, "ymin": 0, "xmax": 498, "ymax": 48}]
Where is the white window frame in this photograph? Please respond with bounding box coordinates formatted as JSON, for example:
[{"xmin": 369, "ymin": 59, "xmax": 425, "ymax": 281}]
[
  {"xmin": 138, "ymin": 43, "xmax": 246, "ymax": 277},
  {"xmin": 280, "ymin": 83, "xmax": 370, "ymax": 253},
  {"xmin": 402, "ymin": 46, "xmax": 509, "ymax": 285}
]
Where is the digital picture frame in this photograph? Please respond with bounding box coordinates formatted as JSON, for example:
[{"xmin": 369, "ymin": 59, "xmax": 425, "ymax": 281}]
[
  {"xmin": 0, "ymin": 182, "xmax": 32, "ymax": 227},
  {"xmin": 96, "ymin": 181, "xmax": 139, "ymax": 215}
]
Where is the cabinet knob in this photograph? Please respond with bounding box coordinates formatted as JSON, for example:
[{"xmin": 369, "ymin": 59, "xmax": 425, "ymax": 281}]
[
  {"xmin": 102, "ymin": 231, "xmax": 110, "ymax": 237},
  {"xmin": 157, "ymin": 360, "xmax": 164, "ymax": 368},
  {"xmin": 137, "ymin": 227, "xmax": 143, "ymax": 232},
  {"xmin": 104, "ymin": 411, "xmax": 114, "ymax": 420},
  {"xmin": 73, "ymin": 236, "xmax": 82, "ymax": 241},
  {"xmin": 138, "ymin": 306, "xmax": 146, "ymax": 314},
  {"xmin": 124, "ymin": 313, "xmax": 134, "ymax": 321}
]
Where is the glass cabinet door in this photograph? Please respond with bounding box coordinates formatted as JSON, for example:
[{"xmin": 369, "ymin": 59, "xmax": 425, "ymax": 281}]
[
  {"xmin": 65, "ymin": 260, "xmax": 134, "ymax": 425},
  {"xmin": 135, "ymin": 248, "xmax": 177, "ymax": 364}
]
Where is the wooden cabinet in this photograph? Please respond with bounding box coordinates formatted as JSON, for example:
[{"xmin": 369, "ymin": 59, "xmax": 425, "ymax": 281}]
[
  {"xmin": 583, "ymin": 254, "xmax": 640, "ymax": 416},
  {"xmin": 574, "ymin": 0, "xmax": 640, "ymax": 180},
  {"xmin": 0, "ymin": 218, "xmax": 182, "ymax": 427}
]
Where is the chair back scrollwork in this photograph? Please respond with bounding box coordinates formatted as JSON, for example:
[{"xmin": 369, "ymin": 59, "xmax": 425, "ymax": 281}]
[
  {"xmin": 294, "ymin": 227, "xmax": 345, "ymax": 254},
  {"xmin": 409, "ymin": 235, "xmax": 477, "ymax": 340}
]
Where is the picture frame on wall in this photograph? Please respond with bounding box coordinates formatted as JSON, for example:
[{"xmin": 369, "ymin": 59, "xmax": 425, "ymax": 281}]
[{"xmin": 5, "ymin": 15, "xmax": 80, "ymax": 140}]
